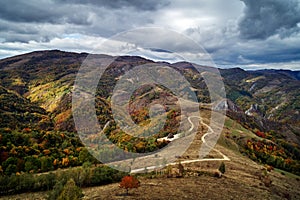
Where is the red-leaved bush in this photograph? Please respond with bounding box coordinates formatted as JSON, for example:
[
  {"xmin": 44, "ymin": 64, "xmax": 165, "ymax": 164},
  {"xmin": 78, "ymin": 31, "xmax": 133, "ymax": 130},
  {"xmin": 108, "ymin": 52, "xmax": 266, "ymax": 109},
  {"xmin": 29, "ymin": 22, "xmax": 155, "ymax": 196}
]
[
  {"xmin": 256, "ymin": 131, "xmax": 266, "ymax": 138},
  {"xmin": 119, "ymin": 175, "xmax": 140, "ymax": 195}
]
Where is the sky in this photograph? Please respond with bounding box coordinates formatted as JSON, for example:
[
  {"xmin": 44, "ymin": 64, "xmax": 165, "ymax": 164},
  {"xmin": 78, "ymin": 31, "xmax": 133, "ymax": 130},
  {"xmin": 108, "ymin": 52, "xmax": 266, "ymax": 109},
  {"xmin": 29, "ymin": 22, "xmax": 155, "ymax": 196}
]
[{"xmin": 0, "ymin": 0, "xmax": 300, "ymax": 70}]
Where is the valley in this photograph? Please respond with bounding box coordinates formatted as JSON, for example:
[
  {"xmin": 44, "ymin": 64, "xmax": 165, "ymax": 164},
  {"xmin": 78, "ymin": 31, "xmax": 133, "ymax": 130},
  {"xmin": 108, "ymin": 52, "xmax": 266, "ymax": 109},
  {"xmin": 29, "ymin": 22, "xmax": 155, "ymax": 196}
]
[{"xmin": 0, "ymin": 50, "xmax": 299, "ymax": 199}]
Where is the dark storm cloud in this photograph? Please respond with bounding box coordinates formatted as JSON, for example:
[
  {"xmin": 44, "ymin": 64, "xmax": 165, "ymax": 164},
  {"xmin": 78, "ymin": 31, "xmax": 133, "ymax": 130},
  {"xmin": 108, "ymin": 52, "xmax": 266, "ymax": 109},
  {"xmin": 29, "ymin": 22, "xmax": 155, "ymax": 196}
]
[
  {"xmin": 57, "ymin": 0, "xmax": 170, "ymax": 11},
  {"xmin": 239, "ymin": 0, "xmax": 300, "ymax": 39},
  {"xmin": 0, "ymin": 1, "xmax": 59, "ymax": 23},
  {"xmin": 0, "ymin": 0, "xmax": 92, "ymax": 24},
  {"xmin": 245, "ymin": 47, "xmax": 300, "ymax": 63},
  {"xmin": 0, "ymin": 0, "xmax": 169, "ymax": 43},
  {"xmin": 210, "ymin": 35, "xmax": 300, "ymax": 68},
  {"xmin": 0, "ymin": 0, "xmax": 299, "ymax": 70},
  {"xmin": 0, "ymin": 0, "xmax": 169, "ymax": 24}
]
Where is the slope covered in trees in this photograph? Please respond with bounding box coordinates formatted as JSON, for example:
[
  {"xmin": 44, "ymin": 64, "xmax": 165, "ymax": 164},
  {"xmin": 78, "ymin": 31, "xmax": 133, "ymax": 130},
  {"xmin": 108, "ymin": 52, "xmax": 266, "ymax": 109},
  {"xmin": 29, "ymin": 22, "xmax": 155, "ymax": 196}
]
[{"xmin": 0, "ymin": 50, "xmax": 299, "ymax": 181}]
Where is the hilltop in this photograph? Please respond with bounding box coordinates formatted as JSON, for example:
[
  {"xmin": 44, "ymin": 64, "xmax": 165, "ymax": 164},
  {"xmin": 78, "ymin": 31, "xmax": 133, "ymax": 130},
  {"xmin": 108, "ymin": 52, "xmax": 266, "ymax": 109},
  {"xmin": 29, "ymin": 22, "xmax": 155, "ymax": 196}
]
[{"xmin": 0, "ymin": 50, "xmax": 299, "ymax": 199}]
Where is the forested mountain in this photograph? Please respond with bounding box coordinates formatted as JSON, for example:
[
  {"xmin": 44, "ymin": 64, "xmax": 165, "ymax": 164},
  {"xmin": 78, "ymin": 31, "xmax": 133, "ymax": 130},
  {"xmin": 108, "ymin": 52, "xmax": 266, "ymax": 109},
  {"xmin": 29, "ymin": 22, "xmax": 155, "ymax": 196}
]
[{"xmin": 0, "ymin": 50, "xmax": 299, "ymax": 179}]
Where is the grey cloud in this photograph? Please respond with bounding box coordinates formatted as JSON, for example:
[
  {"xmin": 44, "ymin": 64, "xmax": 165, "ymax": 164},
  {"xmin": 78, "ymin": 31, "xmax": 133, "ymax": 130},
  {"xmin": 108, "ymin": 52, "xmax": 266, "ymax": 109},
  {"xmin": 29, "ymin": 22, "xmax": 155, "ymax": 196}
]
[
  {"xmin": 0, "ymin": 1, "xmax": 61, "ymax": 23},
  {"xmin": 0, "ymin": 0, "xmax": 162, "ymax": 43},
  {"xmin": 211, "ymin": 33, "xmax": 300, "ymax": 66},
  {"xmin": 0, "ymin": 18, "xmax": 67, "ymax": 42},
  {"xmin": 57, "ymin": 0, "xmax": 170, "ymax": 11},
  {"xmin": 0, "ymin": 0, "xmax": 299, "ymax": 71},
  {"xmin": 239, "ymin": 0, "xmax": 300, "ymax": 39},
  {"xmin": 1, "ymin": 32, "xmax": 51, "ymax": 43},
  {"xmin": 0, "ymin": 20, "xmax": 40, "ymax": 35},
  {"xmin": 0, "ymin": 0, "xmax": 93, "ymax": 25}
]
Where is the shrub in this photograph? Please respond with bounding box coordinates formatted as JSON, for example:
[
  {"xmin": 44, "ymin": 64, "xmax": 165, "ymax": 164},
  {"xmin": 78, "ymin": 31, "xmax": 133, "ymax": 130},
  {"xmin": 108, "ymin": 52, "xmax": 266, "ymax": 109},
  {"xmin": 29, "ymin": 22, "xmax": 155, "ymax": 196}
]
[
  {"xmin": 0, "ymin": 165, "xmax": 127, "ymax": 195},
  {"xmin": 57, "ymin": 178, "xmax": 83, "ymax": 200},
  {"xmin": 262, "ymin": 175, "xmax": 272, "ymax": 187},
  {"xmin": 48, "ymin": 178, "xmax": 83, "ymax": 200},
  {"xmin": 177, "ymin": 162, "xmax": 184, "ymax": 177},
  {"xmin": 119, "ymin": 175, "xmax": 140, "ymax": 195},
  {"xmin": 47, "ymin": 180, "xmax": 64, "ymax": 200},
  {"xmin": 219, "ymin": 162, "xmax": 226, "ymax": 174},
  {"xmin": 266, "ymin": 165, "xmax": 274, "ymax": 172},
  {"xmin": 255, "ymin": 131, "xmax": 266, "ymax": 138}
]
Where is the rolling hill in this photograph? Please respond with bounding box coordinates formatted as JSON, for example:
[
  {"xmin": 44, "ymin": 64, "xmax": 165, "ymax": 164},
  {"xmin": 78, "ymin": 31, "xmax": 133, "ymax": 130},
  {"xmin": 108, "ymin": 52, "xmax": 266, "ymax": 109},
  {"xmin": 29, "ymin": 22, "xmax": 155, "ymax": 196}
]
[{"xmin": 0, "ymin": 50, "xmax": 299, "ymax": 199}]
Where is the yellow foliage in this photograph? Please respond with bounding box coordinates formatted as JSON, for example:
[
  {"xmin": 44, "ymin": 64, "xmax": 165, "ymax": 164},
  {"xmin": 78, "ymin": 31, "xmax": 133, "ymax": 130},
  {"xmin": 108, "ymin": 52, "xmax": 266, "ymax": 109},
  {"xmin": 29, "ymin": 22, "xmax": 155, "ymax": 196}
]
[
  {"xmin": 76, "ymin": 147, "xmax": 81, "ymax": 152},
  {"xmin": 53, "ymin": 159, "xmax": 59, "ymax": 166},
  {"xmin": 62, "ymin": 157, "xmax": 69, "ymax": 167},
  {"xmin": 24, "ymin": 146, "xmax": 30, "ymax": 153},
  {"xmin": 55, "ymin": 110, "xmax": 72, "ymax": 125},
  {"xmin": 135, "ymin": 141, "xmax": 146, "ymax": 152},
  {"xmin": 43, "ymin": 149, "xmax": 51, "ymax": 155},
  {"xmin": 3, "ymin": 127, "xmax": 11, "ymax": 132},
  {"xmin": 63, "ymin": 149, "xmax": 70, "ymax": 155},
  {"xmin": 10, "ymin": 148, "xmax": 17, "ymax": 155}
]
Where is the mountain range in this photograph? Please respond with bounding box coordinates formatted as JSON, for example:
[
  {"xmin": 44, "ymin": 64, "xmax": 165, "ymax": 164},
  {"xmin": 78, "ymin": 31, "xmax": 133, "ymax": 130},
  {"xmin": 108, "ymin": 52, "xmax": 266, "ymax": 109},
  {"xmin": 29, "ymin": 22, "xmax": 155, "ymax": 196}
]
[{"xmin": 0, "ymin": 50, "xmax": 299, "ymax": 177}]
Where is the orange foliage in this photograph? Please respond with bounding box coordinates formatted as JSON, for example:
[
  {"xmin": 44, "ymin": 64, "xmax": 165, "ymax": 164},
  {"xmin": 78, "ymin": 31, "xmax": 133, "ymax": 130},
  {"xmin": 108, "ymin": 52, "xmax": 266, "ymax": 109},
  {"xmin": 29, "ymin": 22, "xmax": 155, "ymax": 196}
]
[
  {"xmin": 62, "ymin": 157, "xmax": 69, "ymax": 166},
  {"xmin": 53, "ymin": 159, "xmax": 59, "ymax": 166},
  {"xmin": 43, "ymin": 149, "xmax": 51, "ymax": 155},
  {"xmin": 285, "ymin": 158, "xmax": 292, "ymax": 165},
  {"xmin": 10, "ymin": 148, "xmax": 17, "ymax": 155},
  {"xmin": 22, "ymin": 128, "xmax": 32, "ymax": 133},
  {"xmin": 76, "ymin": 147, "xmax": 82, "ymax": 152},
  {"xmin": 135, "ymin": 141, "xmax": 146, "ymax": 152},
  {"xmin": 119, "ymin": 176, "xmax": 140, "ymax": 194},
  {"xmin": 55, "ymin": 109, "xmax": 71, "ymax": 124},
  {"xmin": 38, "ymin": 140, "xmax": 48, "ymax": 149},
  {"xmin": 24, "ymin": 146, "xmax": 30, "ymax": 153},
  {"xmin": 63, "ymin": 148, "xmax": 70, "ymax": 155},
  {"xmin": 3, "ymin": 127, "xmax": 11, "ymax": 132}
]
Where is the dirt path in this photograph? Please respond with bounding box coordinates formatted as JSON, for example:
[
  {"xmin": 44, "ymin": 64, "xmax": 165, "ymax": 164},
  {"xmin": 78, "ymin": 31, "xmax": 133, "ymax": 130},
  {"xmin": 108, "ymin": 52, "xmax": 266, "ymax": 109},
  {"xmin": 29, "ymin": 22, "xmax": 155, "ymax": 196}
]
[{"xmin": 131, "ymin": 116, "xmax": 230, "ymax": 173}]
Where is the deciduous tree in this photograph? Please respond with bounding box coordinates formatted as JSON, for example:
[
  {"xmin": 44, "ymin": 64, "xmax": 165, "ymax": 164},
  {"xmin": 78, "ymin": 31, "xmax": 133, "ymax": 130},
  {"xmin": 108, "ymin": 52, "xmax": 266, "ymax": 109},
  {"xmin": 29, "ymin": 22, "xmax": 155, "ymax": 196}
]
[{"xmin": 119, "ymin": 175, "xmax": 140, "ymax": 195}]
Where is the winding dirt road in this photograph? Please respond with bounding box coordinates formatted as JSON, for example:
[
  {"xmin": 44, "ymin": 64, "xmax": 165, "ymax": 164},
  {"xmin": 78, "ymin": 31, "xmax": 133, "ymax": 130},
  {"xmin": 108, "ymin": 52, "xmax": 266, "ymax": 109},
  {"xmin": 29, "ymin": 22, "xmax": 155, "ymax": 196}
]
[{"xmin": 131, "ymin": 116, "xmax": 230, "ymax": 173}]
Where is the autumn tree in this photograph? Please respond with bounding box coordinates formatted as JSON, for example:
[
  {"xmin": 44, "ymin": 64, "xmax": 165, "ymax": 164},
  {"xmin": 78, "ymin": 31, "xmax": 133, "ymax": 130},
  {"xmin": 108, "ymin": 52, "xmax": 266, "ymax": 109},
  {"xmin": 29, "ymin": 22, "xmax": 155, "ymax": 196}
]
[{"xmin": 119, "ymin": 175, "xmax": 140, "ymax": 195}]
